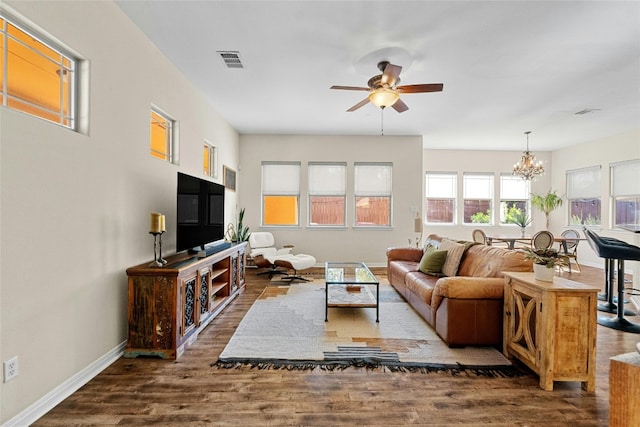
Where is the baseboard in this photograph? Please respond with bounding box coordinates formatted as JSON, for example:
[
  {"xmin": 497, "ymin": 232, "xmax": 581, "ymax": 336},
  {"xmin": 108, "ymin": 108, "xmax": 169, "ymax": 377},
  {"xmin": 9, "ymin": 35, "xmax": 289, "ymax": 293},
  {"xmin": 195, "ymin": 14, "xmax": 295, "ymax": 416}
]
[{"xmin": 2, "ymin": 341, "xmax": 126, "ymax": 427}]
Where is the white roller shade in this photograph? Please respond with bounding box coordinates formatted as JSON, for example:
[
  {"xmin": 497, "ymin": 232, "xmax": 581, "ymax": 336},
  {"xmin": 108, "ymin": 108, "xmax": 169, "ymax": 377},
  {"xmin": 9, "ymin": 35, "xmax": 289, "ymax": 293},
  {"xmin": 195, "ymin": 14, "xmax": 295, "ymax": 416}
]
[
  {"xmin": 426, "ymin": 173, "xmax": 456, "ymax": 198},
  {"xmin": 567, "ymin": 166, "xmax": 601, "ymax": 199},
  {"xmin": 262, "ymin": 162, "xmax": 300, "ymax": 195},
  {"xmin": 309, "ymin": 162, "xmax": 346, "ymax": 195},
  {"xmin": 355, "ymin": 163, "xmax": 392, "ymax": 196},
  {"xmin": 463, "ymin": 173, "xmax": 493, "ymax": 198},
  {"xmin": 500, "ymin": 174, "xmax": 529, "ymax": 199},
  {"xmin": 611, "ymin": 159, "xmax": 640, "ymax": 197}
]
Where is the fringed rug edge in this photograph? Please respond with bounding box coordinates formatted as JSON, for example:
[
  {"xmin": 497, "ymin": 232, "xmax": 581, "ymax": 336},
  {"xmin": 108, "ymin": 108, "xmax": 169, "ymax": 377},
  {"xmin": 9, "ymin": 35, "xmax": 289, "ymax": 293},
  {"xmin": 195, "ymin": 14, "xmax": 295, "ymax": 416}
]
[{"xmin": 211, "ymin": 358, "xmax": 525, "ymax": 377}]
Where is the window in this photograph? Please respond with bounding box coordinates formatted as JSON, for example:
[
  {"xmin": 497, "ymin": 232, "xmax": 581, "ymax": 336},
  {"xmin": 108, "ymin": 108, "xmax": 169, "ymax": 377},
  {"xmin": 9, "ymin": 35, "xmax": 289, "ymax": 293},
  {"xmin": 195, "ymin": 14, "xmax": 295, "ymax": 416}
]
[
  {"xmin": 611, "ymin": 159, "xmax": 640, "ymax": 229},
  {"xmin": 567, "ymin": 166, "xmax": 601, "ymax": 226},
  {"xmin": 463, "ymin": 173, "xmax": 493, "ymax": 224},
  {"xmin": 203, "ymin": 142, "xmax": 217, "ymax": 178},
  {"xmin": 0, "ymin": 13, "xmax": 76, "ymax": 128},
  {"xmin": 150, "ymin": 108, "xmax": 177, "ymax": 163},
  {"xmin": 354, "ymin": 162, "xmax": 392, "ymax": 227},
  {"xmin": 425, "ymin": 172, "xmax": 456, "ymax": 224},
  {"xmin": 262, "ymin": 162, "xmax": 300, "ymax": 226},
  {"xmin": 308, "ymin": 162, "xmax": 346, "ymax": 226},
  {"xmin": 500, "ymin": 174, "xmax": 530, "ymax": 224}
]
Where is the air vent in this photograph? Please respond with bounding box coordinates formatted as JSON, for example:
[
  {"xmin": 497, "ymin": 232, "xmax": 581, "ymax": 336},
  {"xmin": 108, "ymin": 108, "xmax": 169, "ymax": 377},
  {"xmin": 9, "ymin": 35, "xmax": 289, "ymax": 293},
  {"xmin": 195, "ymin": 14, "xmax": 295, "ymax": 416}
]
[
  {"xmin": 217, "ymin": 51, "xmax": 244, "ymax": 69},
  {"xmin": 574, "ymin": 108, "xmax": 601, "ymax": 115}
]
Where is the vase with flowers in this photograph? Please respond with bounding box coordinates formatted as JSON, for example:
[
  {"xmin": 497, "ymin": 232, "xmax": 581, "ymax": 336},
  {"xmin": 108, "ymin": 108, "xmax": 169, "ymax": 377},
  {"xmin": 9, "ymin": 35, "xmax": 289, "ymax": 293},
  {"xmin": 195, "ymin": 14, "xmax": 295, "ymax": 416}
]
[{"xmin": 522, "ymin": 247, "xmax": 567, "ymax": 282}]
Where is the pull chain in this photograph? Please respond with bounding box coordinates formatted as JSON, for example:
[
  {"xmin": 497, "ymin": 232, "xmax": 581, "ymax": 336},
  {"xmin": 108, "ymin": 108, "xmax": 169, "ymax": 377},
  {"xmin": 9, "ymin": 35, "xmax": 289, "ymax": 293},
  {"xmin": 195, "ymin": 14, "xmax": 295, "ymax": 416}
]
[{"xmin": 380, "ymin": 107, "xmax": 385, "ymax": 136}]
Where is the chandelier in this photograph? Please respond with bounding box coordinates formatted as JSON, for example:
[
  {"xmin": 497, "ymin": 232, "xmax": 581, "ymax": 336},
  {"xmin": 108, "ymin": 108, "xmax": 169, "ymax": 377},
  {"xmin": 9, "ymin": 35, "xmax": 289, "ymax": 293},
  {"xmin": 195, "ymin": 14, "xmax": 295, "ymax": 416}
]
[{"xmin": 513, "ymin": 131, "xmax": 544, "ymax": 180}]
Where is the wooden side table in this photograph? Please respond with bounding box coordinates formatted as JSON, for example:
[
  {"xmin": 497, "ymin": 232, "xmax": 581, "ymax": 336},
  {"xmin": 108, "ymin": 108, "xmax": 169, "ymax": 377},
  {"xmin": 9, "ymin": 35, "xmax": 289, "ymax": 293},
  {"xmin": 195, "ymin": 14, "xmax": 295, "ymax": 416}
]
[
  {"xmin": 610, "ymin": 351, "xmax": 640, "ymax": 426},
  {"xmin": 503, "ymin": 272, "xmax": 599, "ymax": 391}
]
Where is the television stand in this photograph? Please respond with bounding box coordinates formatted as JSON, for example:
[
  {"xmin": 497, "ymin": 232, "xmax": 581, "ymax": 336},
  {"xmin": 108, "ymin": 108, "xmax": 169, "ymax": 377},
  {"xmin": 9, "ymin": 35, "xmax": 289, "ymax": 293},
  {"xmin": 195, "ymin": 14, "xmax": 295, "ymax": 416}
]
[{"xmin": 125, "ymin": 242, "xmax": 246, "ymax": 359}]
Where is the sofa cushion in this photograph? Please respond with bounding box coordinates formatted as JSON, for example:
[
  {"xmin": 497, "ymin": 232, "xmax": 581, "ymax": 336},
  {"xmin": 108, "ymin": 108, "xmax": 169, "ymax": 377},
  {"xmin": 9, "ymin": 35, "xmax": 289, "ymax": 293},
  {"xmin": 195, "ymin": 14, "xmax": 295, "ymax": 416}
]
[
  {"xmin": 388, "ymin": 260, "xmax": 420, "ymax": 276},
  {"xmin": 405, "ymin": 271, "xmax": 437, "ymax": 305},
  {"xmin": 438, "ymin": 239, "xmax": 466, "ymax": 277},
  {"xmin": 457, "ymin": 244, "xmax": 533, "ymax": 278},
  {"xmin": 418, "ymin": 247, "xmax": 448, "ymax": 276}
]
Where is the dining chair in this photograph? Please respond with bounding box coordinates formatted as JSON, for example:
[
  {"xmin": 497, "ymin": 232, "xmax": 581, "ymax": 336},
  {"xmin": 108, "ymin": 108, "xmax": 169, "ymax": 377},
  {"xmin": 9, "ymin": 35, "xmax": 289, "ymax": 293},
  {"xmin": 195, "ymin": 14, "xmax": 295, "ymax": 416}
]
[
  {"xmin": 559, "ymin": 229, "xmax": 582, "ymax": 273},
  {"xmin": 472, "ymin": 229, "xmax": 487, "ymax": 245},
  {"xmin": 531, "ymin": 230, "xmax": 554, "ymax": 250}
]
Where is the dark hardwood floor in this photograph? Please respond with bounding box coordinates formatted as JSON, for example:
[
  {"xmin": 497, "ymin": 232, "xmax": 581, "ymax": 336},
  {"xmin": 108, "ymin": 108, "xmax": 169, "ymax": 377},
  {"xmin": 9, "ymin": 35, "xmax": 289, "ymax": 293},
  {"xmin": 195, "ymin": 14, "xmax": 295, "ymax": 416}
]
[{"xmin": 33, "ymin": 265, "xmax": 639, "ymax": 426}]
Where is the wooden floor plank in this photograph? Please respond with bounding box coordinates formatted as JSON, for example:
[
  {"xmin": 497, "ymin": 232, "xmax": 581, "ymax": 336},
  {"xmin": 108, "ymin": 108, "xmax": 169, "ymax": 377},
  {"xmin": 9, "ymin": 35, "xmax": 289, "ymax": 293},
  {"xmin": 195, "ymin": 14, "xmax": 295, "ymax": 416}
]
[{"xmin": 32, "ymin": 266, "xmax": 638, "ymax": 426}]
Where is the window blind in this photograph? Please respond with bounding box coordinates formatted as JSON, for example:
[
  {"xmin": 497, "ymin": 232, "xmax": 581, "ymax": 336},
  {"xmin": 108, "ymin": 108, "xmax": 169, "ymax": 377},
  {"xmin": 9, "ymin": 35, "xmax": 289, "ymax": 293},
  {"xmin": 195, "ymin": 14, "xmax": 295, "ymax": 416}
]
[
  {"xmin": 567, "ymin": 166, "xmax": 601, "ymax": 199},
  {"xmin": 611, "ymin": 159, "xmax": 640, "ymax": 197},
  {"xmin": 426, "ymin": 173, "xmax": 456, "ymax": 198},
  {"xmin": 354, "ymin": 163, "xmax": 392, "ymax": 196},
  {"xmin": 262, "ymin": 162, "xmax": 300, "ymax": 195},
  {"xmin": 500, "ymin": 174, "xmax": 529, "ymax": 199},
  {"xmin": 308, "ymin": 162, "xmax": 346, "ymax": 195},
  {"xmin": 463, "ymin": 173, "xmax": 493, "ymax": 198}
]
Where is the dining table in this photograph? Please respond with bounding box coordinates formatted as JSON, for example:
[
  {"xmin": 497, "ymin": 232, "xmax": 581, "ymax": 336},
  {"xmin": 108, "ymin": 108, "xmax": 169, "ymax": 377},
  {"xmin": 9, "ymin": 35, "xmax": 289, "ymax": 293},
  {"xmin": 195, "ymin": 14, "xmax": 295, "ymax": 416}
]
[{"xmin": 485, "ymin": 234, "xmax": 584, "ymax": 251}]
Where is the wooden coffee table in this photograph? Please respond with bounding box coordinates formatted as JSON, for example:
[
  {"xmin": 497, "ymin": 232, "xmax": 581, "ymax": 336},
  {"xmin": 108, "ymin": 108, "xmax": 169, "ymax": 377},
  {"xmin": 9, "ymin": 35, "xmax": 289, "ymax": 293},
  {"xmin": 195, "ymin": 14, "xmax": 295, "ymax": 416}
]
[{"xmin": 325, "ymin": 262, "xmax": 379, "ymax": 322}]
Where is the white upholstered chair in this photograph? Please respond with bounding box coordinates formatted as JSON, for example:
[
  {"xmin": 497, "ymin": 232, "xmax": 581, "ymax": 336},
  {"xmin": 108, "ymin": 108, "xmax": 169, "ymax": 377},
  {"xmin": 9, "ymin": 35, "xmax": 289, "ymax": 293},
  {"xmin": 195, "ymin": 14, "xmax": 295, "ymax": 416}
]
[
  {"xmin": 248, "ymin": 232, "xmax": 316, "ymax": 282},
  {"xmin": 248, "ymin": 232, "xmax": 292, "ymax": 277}
]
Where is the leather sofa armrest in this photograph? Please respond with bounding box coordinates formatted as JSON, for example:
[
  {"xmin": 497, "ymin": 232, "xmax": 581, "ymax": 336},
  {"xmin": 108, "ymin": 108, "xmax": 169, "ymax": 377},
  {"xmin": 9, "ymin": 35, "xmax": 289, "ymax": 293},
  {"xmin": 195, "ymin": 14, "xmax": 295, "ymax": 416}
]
[
  {"xmin": 431, "ymin": 277, "xmax": 504, "ymax": 310},
  {"xmin": 386, "ymin": 247, "xmax": 424, "ymax": 263}
]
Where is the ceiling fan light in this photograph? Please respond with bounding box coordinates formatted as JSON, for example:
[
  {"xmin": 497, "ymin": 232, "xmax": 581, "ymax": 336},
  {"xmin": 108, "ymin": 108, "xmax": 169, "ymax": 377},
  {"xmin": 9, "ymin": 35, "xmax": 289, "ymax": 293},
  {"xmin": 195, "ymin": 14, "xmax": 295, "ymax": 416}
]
[{"xmin": 369, "ymin": 89, "xmax": 399, "ymax": 108}]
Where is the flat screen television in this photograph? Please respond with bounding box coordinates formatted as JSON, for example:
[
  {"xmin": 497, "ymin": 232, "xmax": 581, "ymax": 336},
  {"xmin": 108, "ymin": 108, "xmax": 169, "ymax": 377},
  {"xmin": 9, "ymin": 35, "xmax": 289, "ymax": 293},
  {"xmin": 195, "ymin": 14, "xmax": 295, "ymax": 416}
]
[{"xmin": 176, "ymin": 172, "xmax": 225, "ymax": 253}]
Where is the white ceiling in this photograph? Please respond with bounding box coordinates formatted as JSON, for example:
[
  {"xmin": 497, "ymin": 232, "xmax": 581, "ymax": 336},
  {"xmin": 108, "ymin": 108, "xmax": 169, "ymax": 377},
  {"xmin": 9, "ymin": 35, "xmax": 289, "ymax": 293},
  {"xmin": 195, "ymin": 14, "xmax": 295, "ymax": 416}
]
[{"xmin": 115, "ymin": 1, "xmax": 640, "ymax": 151}]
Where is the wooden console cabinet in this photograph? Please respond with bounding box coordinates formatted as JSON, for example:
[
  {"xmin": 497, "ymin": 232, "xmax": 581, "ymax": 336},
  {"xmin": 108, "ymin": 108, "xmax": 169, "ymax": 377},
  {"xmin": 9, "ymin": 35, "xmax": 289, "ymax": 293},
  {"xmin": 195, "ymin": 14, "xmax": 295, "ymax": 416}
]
[
  {"xmin": 125, "ymin": 242, "xmax": 246, "ymax": 359},
  {"xmin": 609, "ymin": 351, "xmax": 640, "ymax": 426},
  {"xmin": 503, "ymin": 272, "xmax": 599, "ymax": 391}
]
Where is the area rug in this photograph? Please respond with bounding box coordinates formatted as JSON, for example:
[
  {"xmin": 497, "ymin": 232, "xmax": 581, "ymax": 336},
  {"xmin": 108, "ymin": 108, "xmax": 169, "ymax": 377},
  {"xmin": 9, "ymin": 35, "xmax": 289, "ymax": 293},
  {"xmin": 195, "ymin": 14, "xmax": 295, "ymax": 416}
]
[{"xmin": 214, "ymin": 280, "xmax": 520, "ymax": 376}]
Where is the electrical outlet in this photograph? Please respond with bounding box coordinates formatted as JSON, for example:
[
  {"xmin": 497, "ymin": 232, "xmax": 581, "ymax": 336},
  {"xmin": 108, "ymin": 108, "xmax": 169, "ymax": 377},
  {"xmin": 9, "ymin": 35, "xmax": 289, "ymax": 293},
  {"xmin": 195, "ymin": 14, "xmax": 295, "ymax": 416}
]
[{"xmin": 3, "ymin": 356, "xmax": 18, "ymax": 382}]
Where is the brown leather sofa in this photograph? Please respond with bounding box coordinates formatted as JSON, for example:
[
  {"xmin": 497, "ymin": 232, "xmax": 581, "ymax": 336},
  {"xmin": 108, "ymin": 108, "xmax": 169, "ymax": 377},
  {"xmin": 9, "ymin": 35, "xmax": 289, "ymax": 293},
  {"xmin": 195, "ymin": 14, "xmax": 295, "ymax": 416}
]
[{"xmin": 386, "ymin": 234, "xmax": 532, "ymax": 347}]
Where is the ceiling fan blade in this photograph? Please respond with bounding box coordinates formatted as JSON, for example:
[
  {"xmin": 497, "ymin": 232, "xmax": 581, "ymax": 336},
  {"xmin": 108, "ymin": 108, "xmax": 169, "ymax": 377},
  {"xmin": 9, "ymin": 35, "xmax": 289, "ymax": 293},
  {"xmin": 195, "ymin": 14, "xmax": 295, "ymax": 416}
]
[
  {"xmin": 347, "ymin": 98, "xmax": 371, "ymax": 112},
  {"xmin": 380, "ymin": 63, "xmax": 402, "ymax": 87},
  {"xmin": 391, "ymin": 99, "xmax": 409, "ymax": 113},
  {"xmin": 330, "ymin": 85, "xmax": 370, "ymax": 91},
  {"xmin": 397, "ymin": 83, "xmax": 444, "ymax": 93}
]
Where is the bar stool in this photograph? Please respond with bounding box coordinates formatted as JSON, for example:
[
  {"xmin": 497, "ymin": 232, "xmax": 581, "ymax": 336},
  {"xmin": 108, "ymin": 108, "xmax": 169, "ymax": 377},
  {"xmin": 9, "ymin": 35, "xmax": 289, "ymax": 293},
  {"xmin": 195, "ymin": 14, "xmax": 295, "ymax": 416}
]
[
  {"xmin": 584, "ymin": 228, "xmax": 640, "ymax": 333},
  {"xmin": 586, "ymin": 230, "xmax": 637, "ymax": 316}
]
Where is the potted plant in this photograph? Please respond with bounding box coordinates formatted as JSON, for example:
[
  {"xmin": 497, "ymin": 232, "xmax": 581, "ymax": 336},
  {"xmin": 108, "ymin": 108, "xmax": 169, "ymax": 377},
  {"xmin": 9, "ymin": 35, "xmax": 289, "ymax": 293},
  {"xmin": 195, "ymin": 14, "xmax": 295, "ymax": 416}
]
[
  {"xmin": 532, "ymin": 190, "xmax": 564, "ymax": 229},
  {"xmin": 522, "ymin": 246, "xmax": 567, "ymax": 281},
  {"xmin": 508, "ymin": 210, "xmax": 532, "ymax": 237},
  {"xmin": 227, "ymin": 208, "xmax": 251, "ymax": 242}
]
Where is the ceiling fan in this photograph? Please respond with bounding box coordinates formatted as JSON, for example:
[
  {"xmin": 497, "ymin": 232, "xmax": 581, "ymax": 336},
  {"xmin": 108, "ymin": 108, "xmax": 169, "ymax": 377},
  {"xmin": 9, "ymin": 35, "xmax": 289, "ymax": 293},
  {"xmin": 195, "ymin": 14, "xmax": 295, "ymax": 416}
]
[{"xmin": 330, "ymin": 61, "xmax": 444, "ymax": 113}]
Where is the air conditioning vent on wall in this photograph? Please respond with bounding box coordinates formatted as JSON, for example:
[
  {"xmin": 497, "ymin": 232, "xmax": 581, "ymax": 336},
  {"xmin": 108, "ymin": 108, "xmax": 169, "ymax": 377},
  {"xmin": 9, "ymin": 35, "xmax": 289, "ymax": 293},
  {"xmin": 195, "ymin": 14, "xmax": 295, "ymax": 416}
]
[{"xmin": 217, "ymin": 51, "xmax": 244, "ymax": 69}]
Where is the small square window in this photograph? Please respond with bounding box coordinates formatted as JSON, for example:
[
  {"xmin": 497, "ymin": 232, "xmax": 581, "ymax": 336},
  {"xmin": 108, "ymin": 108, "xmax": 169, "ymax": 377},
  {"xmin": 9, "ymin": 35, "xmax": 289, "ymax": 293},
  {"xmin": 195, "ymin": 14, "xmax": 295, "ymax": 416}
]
[{"xmin": 150, "ymin": 108, "xmax": 177, "ymax": 164}]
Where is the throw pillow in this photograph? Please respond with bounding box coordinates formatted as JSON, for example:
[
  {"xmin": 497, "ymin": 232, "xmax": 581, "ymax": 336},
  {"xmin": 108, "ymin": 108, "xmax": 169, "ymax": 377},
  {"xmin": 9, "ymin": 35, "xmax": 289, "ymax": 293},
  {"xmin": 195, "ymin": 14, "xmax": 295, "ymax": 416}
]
[
  {"xmin": 438, "ymin": 239, "xmax": 466, "ymax": 277},
  {"xmin": 418, "ymin": 246, "xmax": 448, "ymax": 276}
]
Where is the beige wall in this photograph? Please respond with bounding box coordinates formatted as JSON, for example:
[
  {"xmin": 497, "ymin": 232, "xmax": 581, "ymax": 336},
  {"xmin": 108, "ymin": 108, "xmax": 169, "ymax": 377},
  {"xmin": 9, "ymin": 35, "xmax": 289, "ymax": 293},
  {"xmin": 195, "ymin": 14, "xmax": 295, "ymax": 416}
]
[
  {"xmin": 0, "ymin": 1, "xmax": 239, "ymax": 423},
  {"xmin": 238, "ymin": 135, "xmax": 423, "ymax": 265}
]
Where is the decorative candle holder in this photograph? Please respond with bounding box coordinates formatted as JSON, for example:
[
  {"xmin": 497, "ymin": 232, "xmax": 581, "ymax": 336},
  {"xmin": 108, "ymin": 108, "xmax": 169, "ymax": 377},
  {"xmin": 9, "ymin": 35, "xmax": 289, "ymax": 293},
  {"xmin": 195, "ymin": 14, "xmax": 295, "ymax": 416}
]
[
  {"xmin": 149, "ymin": 232, "xmax": 164, "ymax": 267},
  {"xmin": 148, "ymin": 212, "xmax": 167, "ymax": 266},
  {"xmin": 158, "ymin": 231, "xmax": 167, "ymax": 265}
]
